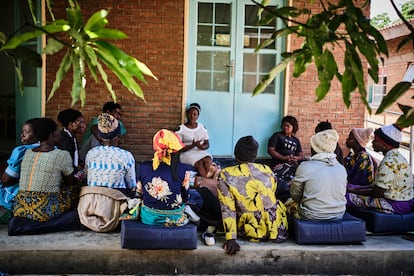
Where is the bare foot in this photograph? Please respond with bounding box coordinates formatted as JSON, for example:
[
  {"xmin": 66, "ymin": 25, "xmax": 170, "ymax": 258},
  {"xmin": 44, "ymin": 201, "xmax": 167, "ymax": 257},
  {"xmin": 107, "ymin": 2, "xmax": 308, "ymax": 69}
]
[{"xmin": 206, "ymin": 162, "xmax": 218, "ymax": 178}]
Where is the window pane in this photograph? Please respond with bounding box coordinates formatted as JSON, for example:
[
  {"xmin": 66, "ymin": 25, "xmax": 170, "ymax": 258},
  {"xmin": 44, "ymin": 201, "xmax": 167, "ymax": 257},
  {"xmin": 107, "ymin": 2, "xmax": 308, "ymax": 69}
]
[
  {"xmin": 198, "ymin": 3, "xmax": 212, "ymax": 23},
  {"xmin": 198, "ymin": 3, "xmax": 231, "ymax": 47},
  {"xmin": 244, "ymin": 5, "xmax": 276, "ymax": 49},
  {"xmin": 213, "ymin": 72, "xmax": 229, "ymax": 91},
  {"xmin": 197, "ymin": 51, "xmax": 212, "ymax": 70},
  {"xmin": 215, "ymin": 3, "xmax": 231, "ymax": 24},
  {"xmin": 196, "ymin": 72, "xmax": 211, "ymax": 90},
  {"xmin": 243, "ymin": 53, "xmax": 275, "ymax": 94},
  {"xmin": 197, "ymin": 25, "xmax": 213, "ymax": 46},
  {"xmin": 196, "ymin": 51, "xmax": 229, "ymax": 92}
]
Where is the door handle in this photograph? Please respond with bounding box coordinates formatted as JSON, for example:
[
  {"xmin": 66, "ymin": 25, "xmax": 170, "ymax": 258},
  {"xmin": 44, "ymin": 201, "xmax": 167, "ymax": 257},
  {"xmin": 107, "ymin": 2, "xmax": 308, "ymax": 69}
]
[{"xmin": 226, "ymin": 59, "xmax": 235, "ymax": 78}]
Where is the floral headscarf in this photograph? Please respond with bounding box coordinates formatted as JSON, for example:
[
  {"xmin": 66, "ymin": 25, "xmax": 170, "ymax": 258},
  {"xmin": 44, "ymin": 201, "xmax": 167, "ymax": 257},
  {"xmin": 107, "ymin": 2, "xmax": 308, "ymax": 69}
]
[
  {"xmin": 98, "ymin": 113, "xmax": 121, "ymax": 141},
  {"xmin": 152, "ymin": 129, "xmax": 184, "ymax": 170}
]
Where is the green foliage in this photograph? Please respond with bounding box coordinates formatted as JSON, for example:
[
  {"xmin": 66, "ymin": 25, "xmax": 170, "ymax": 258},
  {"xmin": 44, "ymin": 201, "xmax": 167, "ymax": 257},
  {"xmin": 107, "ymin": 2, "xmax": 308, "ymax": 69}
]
[
  {"xmin": 0, "ymin": 0, "xmax": 157, "ymax": 106},
  {"xmin": 253, "ymin": 0, "xmax": 414, "ymax": 126},
  {"xmin": 401, "ymin": 0, "xmax": 414, "ymax": 20},
  {"xmin": 253, "ymin": 0, "xmax": 387, "ymax": 114},
  {"xmin": 371, "ymin": 13, "xmax": 392, "ymax": 29}
]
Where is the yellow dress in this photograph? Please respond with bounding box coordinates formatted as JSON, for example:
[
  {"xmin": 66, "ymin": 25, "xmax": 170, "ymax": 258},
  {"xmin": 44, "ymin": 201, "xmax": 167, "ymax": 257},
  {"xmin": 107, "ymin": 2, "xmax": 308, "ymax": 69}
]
[{"xmin": 217, "ymin": 163, "xmax": 288, "ymax": 242}]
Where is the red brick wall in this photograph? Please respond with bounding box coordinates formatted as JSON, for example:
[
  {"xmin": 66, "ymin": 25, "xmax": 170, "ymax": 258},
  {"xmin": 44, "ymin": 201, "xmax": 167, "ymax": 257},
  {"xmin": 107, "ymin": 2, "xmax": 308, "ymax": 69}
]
[
  {"xmin": 285, "ymin": 0, "xmax": 367, "ymax": 156},
  {"xmin": 382, "ymin": 36, "xmax": 414, "ymax": 114},
  {"xmin": 46, "ymin": 0, "xmax": 185, "ymax": 161},
  {"xmin": 45, "ymin": 0, "xmax": 367, "ymax": 160}
]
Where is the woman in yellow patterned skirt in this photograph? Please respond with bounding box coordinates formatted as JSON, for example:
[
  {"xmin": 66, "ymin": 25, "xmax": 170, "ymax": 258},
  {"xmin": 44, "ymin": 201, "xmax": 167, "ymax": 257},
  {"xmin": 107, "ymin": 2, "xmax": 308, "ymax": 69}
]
[{"xmin": 13, "ymin": 118, "xmax": 79, "ymax": 224}]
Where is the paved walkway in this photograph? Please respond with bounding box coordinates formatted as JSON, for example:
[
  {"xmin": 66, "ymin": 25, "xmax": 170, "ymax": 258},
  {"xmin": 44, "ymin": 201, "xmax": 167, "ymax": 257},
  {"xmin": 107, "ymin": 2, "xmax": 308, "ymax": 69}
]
[{"xmin": 1, "ymin": 224, "xmax": 414, "ymax": 275}]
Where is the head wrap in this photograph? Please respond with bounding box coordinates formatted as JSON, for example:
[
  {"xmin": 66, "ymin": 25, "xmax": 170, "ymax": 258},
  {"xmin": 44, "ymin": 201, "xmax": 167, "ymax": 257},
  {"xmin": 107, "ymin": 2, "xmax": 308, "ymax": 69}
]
[
  {"xmin": 310, "ymin": 129, "xmax": 339, "ymax": 154},
  {"xmin": 352, "ymin": 128, "xmax": 374, "ymax": 148},
  {"xmin": 374, "ymin": 124, "xmax": 402, "ymax": 149},
  {"xmin": 152, "ymin": 129, "xmax": 185, "ymax": 170},
  {"xmin": 98, "ymin": 113, "xmax": 121, "ymax": 141},
  {"xmin": 234, "ymin": 136, "xmax": 258, "ymax": 162}
]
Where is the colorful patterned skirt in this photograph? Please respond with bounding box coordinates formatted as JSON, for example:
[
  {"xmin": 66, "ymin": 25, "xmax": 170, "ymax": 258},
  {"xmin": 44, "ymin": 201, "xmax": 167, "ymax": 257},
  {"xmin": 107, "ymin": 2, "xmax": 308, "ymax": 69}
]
[{"xmin": 13, "ymin": 186, "xmax": 80, "ymax": 222}]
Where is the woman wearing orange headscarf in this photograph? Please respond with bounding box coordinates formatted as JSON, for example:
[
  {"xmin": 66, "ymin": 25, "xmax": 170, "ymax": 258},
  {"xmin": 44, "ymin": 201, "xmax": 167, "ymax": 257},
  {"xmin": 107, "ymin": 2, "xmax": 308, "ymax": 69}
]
[{"xmin": 137, "ymin": 129, "xmax": 194, "ymax": 226}]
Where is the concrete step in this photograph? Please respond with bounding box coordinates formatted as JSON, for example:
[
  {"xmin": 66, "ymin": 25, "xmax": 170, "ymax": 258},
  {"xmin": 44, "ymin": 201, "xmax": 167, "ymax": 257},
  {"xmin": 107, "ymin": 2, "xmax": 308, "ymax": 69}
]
[{"xmin": 1, "ymin": 224, "xmax": 414, "ymax": 275}]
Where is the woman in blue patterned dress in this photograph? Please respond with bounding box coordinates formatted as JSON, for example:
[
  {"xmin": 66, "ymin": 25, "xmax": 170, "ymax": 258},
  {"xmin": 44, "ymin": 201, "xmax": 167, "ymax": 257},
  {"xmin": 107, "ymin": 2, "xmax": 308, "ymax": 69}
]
[
  {"xmin": 137, "ymin": 129, "xmax": 193, "ymax": 226},
  {"xmin": 344, "ymin": 128, "xmax": 377, "ymax": 186}
]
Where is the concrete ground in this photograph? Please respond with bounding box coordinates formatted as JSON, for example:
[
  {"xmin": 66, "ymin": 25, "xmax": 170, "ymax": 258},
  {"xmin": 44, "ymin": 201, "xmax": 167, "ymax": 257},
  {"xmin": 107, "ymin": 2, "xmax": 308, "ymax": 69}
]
[{"xmin": 1, "ymin": 224, "xmax": 414, "ymax": 276}]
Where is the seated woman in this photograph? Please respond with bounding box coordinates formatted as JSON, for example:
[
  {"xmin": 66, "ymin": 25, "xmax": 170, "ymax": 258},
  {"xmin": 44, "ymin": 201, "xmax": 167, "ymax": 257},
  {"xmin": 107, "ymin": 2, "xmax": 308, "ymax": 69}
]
[
  {"xmin": 137, "ymin": 129, "xmax": 194, "ymax": 226},
  {"xmin": 78, "ymin": 113, "xmax": 137, "ymax": 232},
  {"xmin": 315, "ymin": 120, "xmax": 344, "ymax": 164},
  {"xmin": 347, "ymin": 124, "xmax": 414, "ymax": 214},
  {"xmin": 287, "ymin": 129, "xmax": 347, "ymax": 221},
  {"xmin": 10, "ymin": 118, "xmax": 80, "ymax": 235},
  {"xmin": 0, "ymin": 119, "xmax": 39, "ymax": 217},
  {"xmin": 218, "ymin": 136, "xmax": 288, "ymax": 255},
  {"xmin": 57, "ymin": 109, "xmax": 86, "ymax": 174},
  {"xmin": 267, "ymin": 115, "xmax": 304, "ymax": 181},
  {"xmin": 175, "ymin": 103, "xmax": 216, "ymax": 178},
  {"xmin": 344, "ymin": 128, "xmax": 377, "ymax": 186}
]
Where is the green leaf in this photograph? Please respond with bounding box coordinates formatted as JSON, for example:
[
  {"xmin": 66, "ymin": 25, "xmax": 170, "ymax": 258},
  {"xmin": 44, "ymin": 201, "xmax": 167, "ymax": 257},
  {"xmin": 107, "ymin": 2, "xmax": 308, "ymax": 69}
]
[
  {"xmin": 43, "ymin": 38, "xmax": 64, "ymax": 55},
  {"xmin": 27, "ymin": 0, "xmax": 37, "ymax": 25},
  {"xmin": 48, "ymin": 51, "xmax": 73, "ymax": 102},
  {"xmin": 253, "ymin": 56, "xmax": 293, "ymax": 96},
  {"xmin": 9, "ymin": 46, "xmax": 42, "ymax": 67},
  {"xmin": 135, "ymin": 58, "xmax": 158, "ymax": 80},
  {"xmin": 315, "ymin": 80, "xmax": 331, "ymax": 101},
  {"xmin": 86, "ymin": 29, "xmax": 128, "ymax": 40},
  {"xmin": 0, "ymin": 24, "xmax": 70, "ymax": 51},
  {"xmin": 71, "ymin": 55, "xmax": 82, "ymax": 106},
  {"xmin": 396, "ymin": 104, "xmax": 414, "ymax": 128},
  {"xmin": 94, "ymin": 45, "xmax": 146, "ymax": 101},
  {"xmin": 84, "ymin": 45, "xmax": 99, "ymax": 82},
  {"xmin": 376, "ymin": 82, "xmax": 412, "ymax": 114},
  {"xmin": 397, "ymin": 35, "xmax": 414, "ymax": 52},
  {"xmin": 66, "ymin": 1, "xmax": 83, "ymax": 31},
  {"xmin": 14, "ymin": 65, "xmax": 24, "ymax": 95},
  {"xmin": 84, "ymin": 9, "xmax": 109, "ymax": 32},
  {"xmin": 46, "ymin": 0, "xmax": 56, "ymax": 21},
  {"xmin": 0, "ymin": 32, "xmax": 6, "ymax": 44},
  {"xmin": 96, "ymin": 61, "xmax": 117, "ymax": 102},
  {"xmin": 95, "ymin": 40, "xmax": 154, "ymax": 82}
]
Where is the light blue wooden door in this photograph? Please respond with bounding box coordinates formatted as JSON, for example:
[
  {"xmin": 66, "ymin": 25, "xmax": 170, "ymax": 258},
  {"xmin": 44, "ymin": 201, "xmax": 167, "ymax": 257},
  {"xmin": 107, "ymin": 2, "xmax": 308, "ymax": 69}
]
[{"xmin": 187, "ymin": 0, "xmax": 285, "ymax": 158}]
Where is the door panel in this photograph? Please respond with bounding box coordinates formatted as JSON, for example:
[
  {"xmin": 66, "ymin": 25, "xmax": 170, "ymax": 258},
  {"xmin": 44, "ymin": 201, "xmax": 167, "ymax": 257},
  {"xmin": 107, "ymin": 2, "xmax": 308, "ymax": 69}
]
[
  {"xmin": 188, "ymin": 0, "xmax": 285, "ymax": 158},
  {"xmin": 15, "ymin": 0, "xmax": 43, "ymax": 143}
]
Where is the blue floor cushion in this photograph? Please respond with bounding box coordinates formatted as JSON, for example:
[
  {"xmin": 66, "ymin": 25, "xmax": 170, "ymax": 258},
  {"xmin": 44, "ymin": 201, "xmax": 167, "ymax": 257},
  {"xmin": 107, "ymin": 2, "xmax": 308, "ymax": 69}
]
[
  {"xmin": 121, "ymin": 220, "xmax": 197, "ymax": 249},
  {"xmin": 289, "ymin": 212, "xmax": 366, "ymax": 245},
  {"xmin": 348, "ymin": 207, "xmax": 414, "ymax": 234},
  {"xmin": 8, "ymin": 210, "xmax": 81, "ymax": 236}
]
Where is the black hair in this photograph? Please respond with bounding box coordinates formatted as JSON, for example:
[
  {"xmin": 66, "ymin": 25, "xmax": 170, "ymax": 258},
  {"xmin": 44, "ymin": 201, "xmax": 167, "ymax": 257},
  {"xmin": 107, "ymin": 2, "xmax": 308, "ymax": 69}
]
[
  {"xmin": 315, "ymin": 120, "xmax": 333, "ymax": 133},
  {"xmin": 57, "ymin": 109, "xmax": 82, "ymax": 127},
  {"xmin": 103, "ymin": 102, "xmax": 122, "ymax": 113},
  {"xmin": 281, "ymin": 115, "xmax": 299, "ymax": 134},
  {"xmin": 187, "ymin": 103, "xmax": 201, "ymax": 114},
  {"xmin": 34, "ymin": 118, "xmax": 57, "ymax": 142},
  {"xmin": 24, "ymin": 118, "xmax": 40, "ymax": 139}
]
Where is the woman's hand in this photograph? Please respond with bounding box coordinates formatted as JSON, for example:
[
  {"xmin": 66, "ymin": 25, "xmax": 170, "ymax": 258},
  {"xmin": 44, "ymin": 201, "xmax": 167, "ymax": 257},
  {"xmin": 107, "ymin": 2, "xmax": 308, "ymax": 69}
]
[
  {"xmin": 223, "ymin": 239, "xmax": 240, "ymax": 255},
  {"xmin": 195, "ymin": 140, "xmax": 204, "ymax": 149}
]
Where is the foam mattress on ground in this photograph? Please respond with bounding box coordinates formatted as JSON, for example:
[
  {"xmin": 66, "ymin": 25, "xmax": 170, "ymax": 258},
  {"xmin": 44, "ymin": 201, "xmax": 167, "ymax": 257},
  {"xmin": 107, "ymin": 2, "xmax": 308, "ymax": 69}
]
[
  {"xmin": 121, "ymin": 220, "xmax": 197, "ymax": 249},
  {"xmin": 290, "ymin": 212, "xmax": 366, "ymax": 245},
  {"xmin": 348, "ymin": 207, "xmax": 414, "ymax": 234}
]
